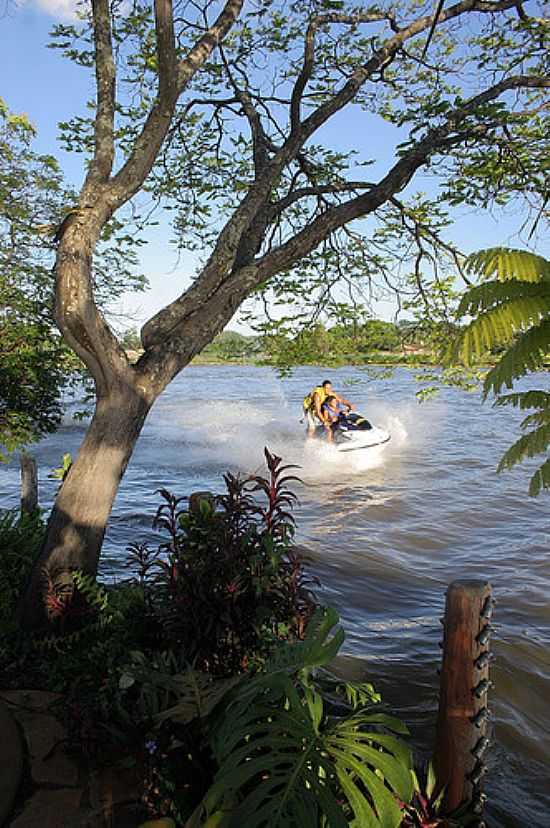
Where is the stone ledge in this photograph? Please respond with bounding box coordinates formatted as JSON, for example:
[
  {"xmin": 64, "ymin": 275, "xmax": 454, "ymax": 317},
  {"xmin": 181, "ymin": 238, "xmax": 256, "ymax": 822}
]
[
  {"xmin": 0, "ymin": 700, "xmax": 24, "ymax": 827},
  {"xmin": 0, "ymin": 691, "xmax": 78, "ymax": 789},
  {"xmin": 9, "ymin": 788, "xmax": 83, "ymax": 828}
]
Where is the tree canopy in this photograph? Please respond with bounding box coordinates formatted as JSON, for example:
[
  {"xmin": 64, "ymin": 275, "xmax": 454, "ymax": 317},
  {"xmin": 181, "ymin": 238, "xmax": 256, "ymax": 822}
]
[
  {"xmin": 15, "ymin": 0, "xmax": 550, "ymax": 628},
  {"xmin": 51, "ymin": 0, "xmax": 549, "ymax": 351},
  {"xmin": 0, "ymin": 99, "xmax": 75, "ymax": 457}
]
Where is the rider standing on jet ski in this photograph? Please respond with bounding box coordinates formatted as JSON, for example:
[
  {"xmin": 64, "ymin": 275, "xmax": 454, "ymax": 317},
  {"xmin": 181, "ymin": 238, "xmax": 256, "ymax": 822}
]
[{"xmin": 303, "ymin": 380, "xmax": 354, "ymax": 436}]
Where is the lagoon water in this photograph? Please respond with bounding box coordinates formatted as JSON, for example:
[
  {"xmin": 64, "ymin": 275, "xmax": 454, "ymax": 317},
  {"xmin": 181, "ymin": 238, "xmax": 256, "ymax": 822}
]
[{"xmin": 1, "ymin": 365, "xmax": 549, "ymax": 826}]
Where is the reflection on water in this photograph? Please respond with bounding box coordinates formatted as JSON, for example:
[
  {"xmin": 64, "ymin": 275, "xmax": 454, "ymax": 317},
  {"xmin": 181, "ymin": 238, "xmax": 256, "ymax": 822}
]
[{"xmin": 1, "ymin": 365, "xmax": 548, "ymax": 827}]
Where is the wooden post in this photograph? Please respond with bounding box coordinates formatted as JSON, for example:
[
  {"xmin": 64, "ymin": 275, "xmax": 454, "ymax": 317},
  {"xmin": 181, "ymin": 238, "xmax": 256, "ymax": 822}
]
[
  {"xmin": 434, "ymin": 579, "xmax": 493, "ymax": 816},
  {"xmin": 20, "ymin": 453, "xmax": 38, "ymax": 514}
]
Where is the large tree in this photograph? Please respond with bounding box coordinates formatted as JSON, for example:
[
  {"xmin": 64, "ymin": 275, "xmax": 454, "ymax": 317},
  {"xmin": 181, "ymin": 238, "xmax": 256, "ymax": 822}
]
[
  {"xmin": 18, "ymin": 0, "xmax": 548, "ymax": 627},
  {"xmin": 0, "ymin": 97, "xmax": 145, "ymax": 458}
]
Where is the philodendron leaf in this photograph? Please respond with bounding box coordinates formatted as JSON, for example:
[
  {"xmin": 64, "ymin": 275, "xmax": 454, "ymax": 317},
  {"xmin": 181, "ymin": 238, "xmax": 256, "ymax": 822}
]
[{"xmin": 201, "ymin": 609, "xmax": 411, "ymax": 828}]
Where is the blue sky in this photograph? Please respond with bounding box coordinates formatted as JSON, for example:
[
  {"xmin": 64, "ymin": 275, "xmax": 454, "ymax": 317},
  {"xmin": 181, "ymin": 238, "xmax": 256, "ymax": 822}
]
[{"xmin": 2, "ymin": 1, "xmax": 546, "ymax": 333}]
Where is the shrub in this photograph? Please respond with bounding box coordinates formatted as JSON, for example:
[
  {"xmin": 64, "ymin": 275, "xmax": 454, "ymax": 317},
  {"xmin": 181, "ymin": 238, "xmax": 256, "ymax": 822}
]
[
  {"xmin": 133, "ymin": 448, "xmax": 317, "ymax": 675},
  {"xmin": 0, "ymin": 509, "xmax": 44, "ymax": 637},
  {"xmin": 128, "ymin": 608, "xmax": 413, "ymax": 827}
]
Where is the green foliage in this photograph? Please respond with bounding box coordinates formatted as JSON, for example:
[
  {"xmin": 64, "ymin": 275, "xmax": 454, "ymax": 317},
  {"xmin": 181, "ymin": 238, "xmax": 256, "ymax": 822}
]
[
  {"xmin": 195, "ymin": 608, "xmax": 412, "ymax": 828},
  {"xmin": 1, "ymin": 454, "xmax": 416, "ymax": 827},
  {"xmin": 120, "ymin": 326, "xmax": 143, "ymax": 351},
  {"xmin": 201, "ymin": 331, "xmax": 260, "ymax": 362},
  {"xmin": 0, "ymin": 509, "xmax": 44, "ymax": 641},
  {"xmin": 0, "ymin": 98, "xmax": 147, "ymax": 457},
  {"xmin": 259, "ymin": 318, "xmax": 427, "ymax": 372},
  {"xmin": 138, "ymin": 448, "xmax": 316, "ymax": 675},
  {"xmin": 123, "ymin": 609, "xmax": 412, "ymax": 827},
  {"xmin": 48, "ymin": 452, "xmax": 73, "ymax": 481},
  {"xmin": 0, "ymin": 99, "xmax": 78, "ymax": 456},
  {"xmin": 48, "ymin": 1, "xmax": 547, "ymax": 348},
  {"xmin": 454, "ymin": 248, "xmax": 550, "ymax": 495}
]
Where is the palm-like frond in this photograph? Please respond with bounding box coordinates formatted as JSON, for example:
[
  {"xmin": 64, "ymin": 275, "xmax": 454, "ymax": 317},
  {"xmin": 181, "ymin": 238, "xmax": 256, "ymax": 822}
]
[
  {"xmin": 457, "ymin": 296, "xmax": 550, "ymax": 367},
  {"xmin": 492, "ymin": 391, "xmax": 550, "ymax": 496},
  {"xmin": 497, "ymin": 422, "xmax": 550, "ymax": 472},
  {"xmin": 482, "ymin": 319, "xmax": 550, "ymax": 396},
  {"xmin": 494, "ymin": 390, "xmax": 550, "ymax": 410},
  {"xmin": 466, "ymin": 247, "xmax": 550, "ymax": 283},
  {"xmin": 527, "ymin": 457, "xmax": 550, "ymax": 497},
  {"xmin": 457, "ymin": 279, "xmax": 550, "ymax": 318},
  {"xmin": 453, "ymin": 248, "xmax": 550, "ymax": 496}
]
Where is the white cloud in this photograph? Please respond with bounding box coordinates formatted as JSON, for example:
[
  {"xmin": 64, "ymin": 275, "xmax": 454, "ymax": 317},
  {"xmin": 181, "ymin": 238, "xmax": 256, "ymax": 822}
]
[{"xmin": 33, "ymin": 0, "xmax": 82, "ymax": 21}]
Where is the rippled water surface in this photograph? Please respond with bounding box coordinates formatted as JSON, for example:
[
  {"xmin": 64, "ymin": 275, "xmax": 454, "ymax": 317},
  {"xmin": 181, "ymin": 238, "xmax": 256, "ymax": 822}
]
[{"xmin": 1, "ymin": 366, "xmax": 548, "ymax": 826}]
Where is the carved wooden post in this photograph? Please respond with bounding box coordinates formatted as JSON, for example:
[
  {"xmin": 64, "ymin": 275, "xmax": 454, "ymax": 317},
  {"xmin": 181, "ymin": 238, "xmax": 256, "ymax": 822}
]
[
  {"xmin": 435, "ymin": 579, "xmax": 494, "ymax": 818},
  {"xmin": 20, "ymin": 453, "xmax": 38, "ymax": 514}
]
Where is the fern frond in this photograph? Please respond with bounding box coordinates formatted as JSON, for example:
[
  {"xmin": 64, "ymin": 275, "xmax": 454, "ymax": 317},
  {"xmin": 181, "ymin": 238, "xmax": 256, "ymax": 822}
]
[
  {"xmin": 494, "ymin": 390, "xmax": 550, "ymax": 410},
  {"xmin": 520, "ymin": 409, "xmax": 550, "ymax": 431},
  {"xmin": 483, "ymin": 320, "xmax": 550, "ymax": 396},
  {"xmin": 528, "ymin": 457, "xmax": 550, "ymax": 497},
  {"xmin": 457, "ymin": 279, "xmax": 549, "ymax": 318},
  {"xmin": 458, "ymin": 297, "xmax": 550, "ymax": 366},
  {"xmin": 497, "ymin": 422, "xmax": 550, "ymax": 472},
  {"xmin": 466, "ymin": 248, "xmax": 550, "ymax": 283}
]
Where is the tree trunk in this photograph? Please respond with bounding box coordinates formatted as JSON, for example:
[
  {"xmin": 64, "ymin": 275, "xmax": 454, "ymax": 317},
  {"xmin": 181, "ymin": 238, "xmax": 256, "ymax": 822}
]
[{"xmin": 17, "ymin": 386, "xmax": 151, "ymax": 631}]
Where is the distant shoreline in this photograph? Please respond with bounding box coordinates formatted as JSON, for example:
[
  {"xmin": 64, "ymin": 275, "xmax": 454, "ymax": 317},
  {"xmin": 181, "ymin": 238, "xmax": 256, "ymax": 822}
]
[{"xmin": 125, "ymin": 349, "xmax": 438, "ymax": 368}]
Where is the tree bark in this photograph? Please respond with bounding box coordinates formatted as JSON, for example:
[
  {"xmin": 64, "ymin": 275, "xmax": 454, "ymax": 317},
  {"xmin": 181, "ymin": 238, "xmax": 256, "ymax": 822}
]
[{"xmin": 17, "ymin": 387, "xmax": 151, "ymax": 630}]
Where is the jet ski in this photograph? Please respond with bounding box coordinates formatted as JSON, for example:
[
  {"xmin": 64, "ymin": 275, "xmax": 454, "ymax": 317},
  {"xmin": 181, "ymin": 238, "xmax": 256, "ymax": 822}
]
[{"xmin": 315, "ymin": 411, "xmax": 391, "ymax": 452}]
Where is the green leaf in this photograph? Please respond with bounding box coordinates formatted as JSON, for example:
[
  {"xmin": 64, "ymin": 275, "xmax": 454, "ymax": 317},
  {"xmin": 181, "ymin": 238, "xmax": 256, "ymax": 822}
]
[
  {"xmin": 483, "ymin": 320, "xmax": 550, "ymax": 396},
  {"xmin": 466, "ymin": 247, "xmax": 550, "ymax": 283}
]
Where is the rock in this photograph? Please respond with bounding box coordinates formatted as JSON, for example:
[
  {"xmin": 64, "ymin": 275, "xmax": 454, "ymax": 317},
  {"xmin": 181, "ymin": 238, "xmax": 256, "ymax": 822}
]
[
  {"xmin": 10, "ymin": 788, "xmax": 83, "ymax": 828},
  {"xmin": 86, "ymin": 762, "xmax": 143, "ymax": 816},
  {"xmin": 0, "ymin": 690, "xmax": 79, "ymax": 788},
  {"xmin": 0, "ymin": 699, "xmax": 24, "ymax": 826}
]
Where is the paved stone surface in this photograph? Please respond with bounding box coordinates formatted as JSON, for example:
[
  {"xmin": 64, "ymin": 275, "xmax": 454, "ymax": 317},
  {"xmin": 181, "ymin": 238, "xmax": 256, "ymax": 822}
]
[
  {"xmin": 0, "ymin": 690, "xmax": 144, "ymax": 827},
  {"xmin": 88, "ymin": 763, "xmax": 143, "ymax": 813},
  {"xmin": 0, "ymin": 699, "xmax": 24, "ymax": 827},
  {"xmin": 9, "ymin": 788, "xmax": 83, "ymax": 828},
  {"xmin": 0, "ymin": 691, "xmax": 79, "ymax": 788}
]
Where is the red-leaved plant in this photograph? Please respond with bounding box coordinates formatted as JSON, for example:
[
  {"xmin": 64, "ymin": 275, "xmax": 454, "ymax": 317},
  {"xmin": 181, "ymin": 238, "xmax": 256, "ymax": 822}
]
[{"xmin": 128, "ymin": 448, "xmax": 317, "ymax": 675}]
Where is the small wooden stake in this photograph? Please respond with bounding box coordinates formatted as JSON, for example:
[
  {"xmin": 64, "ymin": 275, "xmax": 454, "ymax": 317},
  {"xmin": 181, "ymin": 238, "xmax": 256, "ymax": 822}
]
[
  {"xmin": 435, "ymin": 579, "xmax": 493, "ymax": 814},
  {"xmin": 20, "ymin": 453, "xmax": 38, "ymax": 514}
]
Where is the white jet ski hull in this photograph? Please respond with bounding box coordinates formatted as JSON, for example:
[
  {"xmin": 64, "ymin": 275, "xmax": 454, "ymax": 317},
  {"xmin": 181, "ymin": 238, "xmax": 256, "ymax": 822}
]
[
  {"xmin": 334, "ymin": 425, "xmax": 391, "ymax": 452},
  {"xmin": 314, "ymin": 411, "xmax": 391, "ymax": 452}
]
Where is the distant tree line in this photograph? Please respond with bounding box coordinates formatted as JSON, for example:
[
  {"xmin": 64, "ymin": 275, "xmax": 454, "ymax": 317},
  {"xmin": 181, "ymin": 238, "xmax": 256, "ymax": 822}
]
[{"xmin": 120, "ymin": 319, "xmax": 451, "ymax": 366}]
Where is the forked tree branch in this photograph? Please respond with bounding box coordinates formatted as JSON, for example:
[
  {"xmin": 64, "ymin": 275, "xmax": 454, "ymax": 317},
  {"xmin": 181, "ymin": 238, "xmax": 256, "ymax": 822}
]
[
  {"xmin": 290, "ymin": 10, "xmax": 396, "ymax": 135},
  {"xmin": 255, "ymin": 75, "xmax": 550, "ymax": 280},
  {"xmin": 139, "ymin": 0, "xmax": 524, "ymax": 355},
  {"xmin": 56, "ymin": 0, "xmax": 244, "ymax": 388},
  {"xmin": 111, "ymin": 0, "xmax": 243, "ymax": 206},
  {"xmin": 85, "ymin": 0, "xmax": 115, "ymax": 185}
]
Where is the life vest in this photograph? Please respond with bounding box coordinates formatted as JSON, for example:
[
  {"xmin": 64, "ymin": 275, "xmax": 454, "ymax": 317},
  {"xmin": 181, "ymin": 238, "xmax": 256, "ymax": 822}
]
[{"xmin": 303, "ymin": 385, "xmax": 327, "ymax": 412}]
